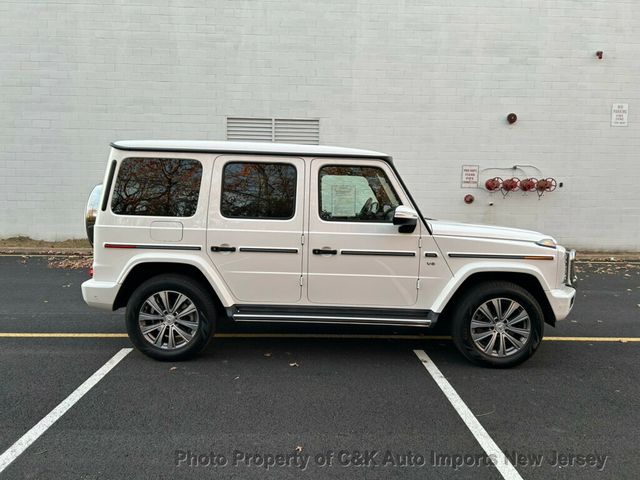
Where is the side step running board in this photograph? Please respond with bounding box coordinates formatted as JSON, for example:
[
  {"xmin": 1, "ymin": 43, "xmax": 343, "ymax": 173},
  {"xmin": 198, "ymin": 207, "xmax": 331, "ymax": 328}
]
[{"xmin": 227, "ymin": 306, "xmax": 437, "ymax": 328}]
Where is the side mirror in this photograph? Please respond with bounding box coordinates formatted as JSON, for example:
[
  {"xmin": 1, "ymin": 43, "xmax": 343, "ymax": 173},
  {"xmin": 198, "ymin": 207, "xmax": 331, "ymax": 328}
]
[
  {"xmin": 85, "ymin": 184, "xmax": 103, "ymax": 246},
  {"xmin": 392, "ymin": 205, "xmax": 418, "ymax": 233}
]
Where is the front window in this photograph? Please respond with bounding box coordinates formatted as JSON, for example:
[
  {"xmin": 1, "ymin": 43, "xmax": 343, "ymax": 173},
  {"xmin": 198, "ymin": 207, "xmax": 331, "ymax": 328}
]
[{"xmin": 319, "ymin": 165, "xmax": 401, "ymax": 222}]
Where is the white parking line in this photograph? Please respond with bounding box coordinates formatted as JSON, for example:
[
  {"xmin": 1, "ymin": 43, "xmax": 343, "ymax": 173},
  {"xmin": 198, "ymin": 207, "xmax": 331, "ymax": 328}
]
[
  {"xmin": 413, "ymin": 350, "xmax": 523, "ymax": 480},
  {"xmin": 0, "ymin": 348, "xmax": 132, "ymax": 474}
]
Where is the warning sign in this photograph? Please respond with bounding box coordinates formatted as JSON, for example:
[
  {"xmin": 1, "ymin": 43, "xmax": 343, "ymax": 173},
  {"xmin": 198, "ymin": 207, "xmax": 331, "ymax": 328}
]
[
  {"xmin": 461, "ymin": 165, "xmax": 479, "ymax": 188},
  {"xmin": 611, "ymin": 103, "xmax": 628, "ymax": 127}
]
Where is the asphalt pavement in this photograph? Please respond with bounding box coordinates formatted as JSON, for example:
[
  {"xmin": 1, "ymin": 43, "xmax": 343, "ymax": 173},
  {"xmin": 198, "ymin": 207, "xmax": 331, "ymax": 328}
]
[{"xmin": 0, "ymin": 255, "xmax": 639, "ymax": 479}]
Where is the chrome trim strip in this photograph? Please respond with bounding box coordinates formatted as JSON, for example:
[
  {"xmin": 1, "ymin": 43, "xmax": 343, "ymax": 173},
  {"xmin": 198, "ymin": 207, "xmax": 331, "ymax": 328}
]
[
  {"xmin": 340, "ymin": 250, "xmax": 416, "ymax": 257},
  {"xmin": 447, "ymin": 253, "xmax": 554, "ymax": 260},
  {"xmin": 233, "ymin": 313, "xmax": 432, "ymax": 327},
  {"xmin": 104, "ymin": 243, "xmax": 201, "ymax": 251},
  {"xmin": 238, "ymin": 247, "xmax": 299, "ymax": 254}
]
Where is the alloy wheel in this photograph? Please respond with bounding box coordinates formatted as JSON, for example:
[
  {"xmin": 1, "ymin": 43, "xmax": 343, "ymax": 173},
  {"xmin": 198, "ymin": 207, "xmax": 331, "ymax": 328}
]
[
  {"xmin": 470, "ymin": 297, "xmax": 531, "ymax": 357},
  {"xmin": 138, "ymin": 290, "xmax": 200, "ymax": 350}
]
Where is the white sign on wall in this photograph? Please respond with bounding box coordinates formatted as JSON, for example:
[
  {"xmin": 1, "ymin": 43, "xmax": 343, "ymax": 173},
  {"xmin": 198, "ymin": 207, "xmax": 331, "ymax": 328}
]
[
  {"xmin": 611, "ymin": 103, "xmax": 628, "ymax": 127},
  {"xmin": 461, "ymin": 165, "xmax": 479, "ymax": 188}
]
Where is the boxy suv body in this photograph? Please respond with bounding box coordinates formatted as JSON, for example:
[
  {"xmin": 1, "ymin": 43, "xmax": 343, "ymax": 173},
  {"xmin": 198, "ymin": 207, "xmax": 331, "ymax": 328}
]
[{"xmin": 82, "ymin": 141, "xmax": 576, "ymax": 367}]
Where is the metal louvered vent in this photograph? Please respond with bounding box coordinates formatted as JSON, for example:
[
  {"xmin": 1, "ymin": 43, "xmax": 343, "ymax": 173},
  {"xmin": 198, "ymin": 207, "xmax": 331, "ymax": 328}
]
[
  {"xmin": 226, "ymin": 118, "xmax": 274, "ymax": 142},
  {"xmin": 274, "ymin": 119, "xmax": 319, "ymax": 145},
  {"xmin": 226, "ymin": 117, "xmax": 320, "ymax": 145}
]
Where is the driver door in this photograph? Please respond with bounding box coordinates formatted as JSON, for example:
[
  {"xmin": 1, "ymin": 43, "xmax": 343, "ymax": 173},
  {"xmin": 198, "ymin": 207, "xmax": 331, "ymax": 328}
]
[{"xmin": 306, "ymin": 159, "xmax": 420, "ymax": 307}]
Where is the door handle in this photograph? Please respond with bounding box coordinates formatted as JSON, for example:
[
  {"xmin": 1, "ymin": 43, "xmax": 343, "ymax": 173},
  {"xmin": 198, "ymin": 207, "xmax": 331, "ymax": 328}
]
[
  {"xmin": 313, "ymin": 248, "xmax": 338, "ymax": 255},
  {"xmin": 211, "ymin": 245, "xmax": 236, "ymax": 252}
]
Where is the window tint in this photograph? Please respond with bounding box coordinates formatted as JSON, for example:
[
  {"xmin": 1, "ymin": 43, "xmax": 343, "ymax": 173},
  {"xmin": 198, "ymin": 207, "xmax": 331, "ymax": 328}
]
[
  {"xmin": 319, "ymin": 165, "xmax": 401, "ymax": 222},
  {"xmin": 111, "ymin": 158, "xmax": 202, "ymax": 217},
  {"xmin": 221, "ymin": 162, "xmax": 297, "ymax": 219}
]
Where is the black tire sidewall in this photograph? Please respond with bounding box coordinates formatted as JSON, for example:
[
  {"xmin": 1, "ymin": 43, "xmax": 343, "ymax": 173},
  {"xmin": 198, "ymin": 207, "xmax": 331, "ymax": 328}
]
[
  {"xmin": 125, "ymin": 274, "xmax": 216, "ymax": 361},
  {"xmin": 451, "ymin": 281, "xmax": 544, "ymax": 368}
]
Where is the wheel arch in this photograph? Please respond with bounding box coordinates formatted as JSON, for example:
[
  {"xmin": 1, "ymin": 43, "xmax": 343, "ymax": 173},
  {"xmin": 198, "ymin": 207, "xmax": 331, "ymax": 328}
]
[
  {"xmin": 113, "ymin": 261, "xmax": 227, "ymax": 316},
  {"xmin": 436, "ymin": 271, "xmax": 556, "ymax": 328}
]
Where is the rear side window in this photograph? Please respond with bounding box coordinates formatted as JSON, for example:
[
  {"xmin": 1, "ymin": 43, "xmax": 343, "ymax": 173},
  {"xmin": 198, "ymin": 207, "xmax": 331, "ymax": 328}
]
[
  {"xmin": 111, "ymin": 157, "xmax": 202, "ymax": 217},
  {"xmin": 221, "ymin": 162, "xmax": 296, "ymax": 219}
]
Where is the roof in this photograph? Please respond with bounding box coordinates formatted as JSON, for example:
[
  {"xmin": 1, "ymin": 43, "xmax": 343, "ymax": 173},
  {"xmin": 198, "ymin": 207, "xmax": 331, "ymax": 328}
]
[{"xmin": 110, "ymin": 140, "xmax": 392, "ymax": 162}]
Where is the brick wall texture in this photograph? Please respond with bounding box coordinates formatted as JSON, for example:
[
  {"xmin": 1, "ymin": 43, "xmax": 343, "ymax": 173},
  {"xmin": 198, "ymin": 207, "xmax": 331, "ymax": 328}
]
[{"xmin": 1, "ymin": 0, "xmax": 639, "ymax": 249}]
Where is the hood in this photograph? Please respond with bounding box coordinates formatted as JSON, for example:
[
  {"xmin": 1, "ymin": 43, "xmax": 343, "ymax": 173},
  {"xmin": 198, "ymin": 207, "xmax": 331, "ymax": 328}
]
[{"xmin": 427, "ymin": 219, "xmax": 551, "ymax": 243}]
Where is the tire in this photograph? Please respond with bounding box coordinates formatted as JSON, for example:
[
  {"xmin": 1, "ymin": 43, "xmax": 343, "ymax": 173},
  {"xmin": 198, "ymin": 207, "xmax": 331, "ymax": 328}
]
[
  {"xmin": 451, "ymin": 281, "xmax": 544, "ymax": 368},
  {"xmin": 125, "ymin": 274, "xmax": 216, "ymax": 361}
]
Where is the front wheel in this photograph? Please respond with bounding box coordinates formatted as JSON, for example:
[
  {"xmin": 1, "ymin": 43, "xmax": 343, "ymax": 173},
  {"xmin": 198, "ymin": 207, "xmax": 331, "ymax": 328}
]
[
  {"xmin": 451, "ymin": 281, "xmax": 544, "ymax": 368},
  {"xmin": 125, "ymin": 274, "xmax": 216, "ymax": 361}
]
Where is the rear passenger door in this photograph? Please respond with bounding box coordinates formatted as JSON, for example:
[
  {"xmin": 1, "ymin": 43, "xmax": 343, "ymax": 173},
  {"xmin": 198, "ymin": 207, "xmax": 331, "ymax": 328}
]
[{"xmin": 206, "ymin": 156, "xmax": 305, "ymax": 304}]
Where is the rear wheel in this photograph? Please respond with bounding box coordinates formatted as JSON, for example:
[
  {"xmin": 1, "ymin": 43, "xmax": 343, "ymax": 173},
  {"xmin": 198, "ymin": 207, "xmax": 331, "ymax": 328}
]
[
  {"xmin": 451, "ymin": 281, "xmax": 544, "ymax": 368},
  {"xmin": 125, "ymin": 274, "xmax": 216, "ymax": 361}
]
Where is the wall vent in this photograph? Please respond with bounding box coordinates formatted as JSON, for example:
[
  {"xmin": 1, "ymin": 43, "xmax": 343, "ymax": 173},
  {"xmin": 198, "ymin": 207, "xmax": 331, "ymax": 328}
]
[{"xmin": 226, "ymin": 117, "xmax": 320, "ymax": 144}]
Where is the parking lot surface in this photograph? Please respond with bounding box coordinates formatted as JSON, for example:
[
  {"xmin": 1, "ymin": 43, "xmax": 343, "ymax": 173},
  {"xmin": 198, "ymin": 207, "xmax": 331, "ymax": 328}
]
[{"xmin": 0, "ymin": 256, "xmax": 639, "ymax": 479}]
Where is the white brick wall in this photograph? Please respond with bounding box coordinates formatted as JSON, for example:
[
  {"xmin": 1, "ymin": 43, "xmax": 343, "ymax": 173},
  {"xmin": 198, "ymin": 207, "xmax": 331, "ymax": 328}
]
[{"xmin": 1, "ymin": 0, "xmax": 639, "ymax": 249}]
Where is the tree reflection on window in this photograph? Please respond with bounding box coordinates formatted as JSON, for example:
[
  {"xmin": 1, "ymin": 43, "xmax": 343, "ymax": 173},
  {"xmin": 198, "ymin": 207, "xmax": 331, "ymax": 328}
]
[
  {"xmin": 111, "ymin": 158, "xmax": 202, "ymax": 217},
  {"xmin": 221, "ymin": 162, "xmax": 296, "ymax": 219}
]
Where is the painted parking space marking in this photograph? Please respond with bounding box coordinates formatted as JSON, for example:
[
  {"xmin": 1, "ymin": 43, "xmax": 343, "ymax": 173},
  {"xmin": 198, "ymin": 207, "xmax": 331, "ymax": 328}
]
[
  {"xmin": 0, "ymin": 348, "xmax": 132, "ymax": 474},
  {"xmin": 413, "ymin": 349, "xmax": 523, "ymax": 480},
  {"xmin": 0, "ymin": 332, "xmax": 639, "ymax": 342}
]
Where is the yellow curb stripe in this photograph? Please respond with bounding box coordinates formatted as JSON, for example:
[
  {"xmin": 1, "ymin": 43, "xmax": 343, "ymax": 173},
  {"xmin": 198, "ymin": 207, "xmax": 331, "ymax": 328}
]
[
  {"xmin": 0, "ymin": 333, "xmax": 128, "ymax": 338},
  {"xmin": 0, "ymin": 332, "xmax": 639, "ymax": 342},
  {"xmin": 543, "ymin": 336, "xmax": 640, "ymax": 342}
]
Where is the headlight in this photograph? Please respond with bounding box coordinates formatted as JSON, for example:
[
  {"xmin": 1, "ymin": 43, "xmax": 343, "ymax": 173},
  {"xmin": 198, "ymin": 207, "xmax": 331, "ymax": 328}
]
[
  {"xmin": 535, "ymin": 238, "xmax": 557, "ymax": 249},
  {"xmin": 564, "ymin": 249, "xmax": 577, "ymax": 286}
]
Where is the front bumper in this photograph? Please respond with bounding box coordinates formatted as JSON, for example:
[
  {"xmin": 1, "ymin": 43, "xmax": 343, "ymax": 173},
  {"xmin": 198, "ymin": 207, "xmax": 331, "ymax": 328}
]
[
  {"xmin": 81, "ymin": 279, "xmax": 120, "ymax": 311},
  {"xmin": 548, "ymin": 284, "xmax": 576, "ymax": 322}
]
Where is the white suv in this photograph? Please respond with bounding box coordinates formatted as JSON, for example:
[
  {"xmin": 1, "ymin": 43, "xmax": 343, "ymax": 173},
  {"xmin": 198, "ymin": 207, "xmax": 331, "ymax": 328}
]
[{"xmin": 82, "ymin": 141, "xmax": 576, "ymax": 367}]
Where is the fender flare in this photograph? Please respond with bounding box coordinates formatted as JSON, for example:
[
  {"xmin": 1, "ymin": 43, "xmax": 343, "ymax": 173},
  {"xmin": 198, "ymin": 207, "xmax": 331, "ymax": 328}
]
[
  {"xmin": 116, "ymin": 253, "xmax": 235, "ymax": 307},
  {"xmin": 431, "ymin": 261, "xmax": 552, "ymax": 314}
]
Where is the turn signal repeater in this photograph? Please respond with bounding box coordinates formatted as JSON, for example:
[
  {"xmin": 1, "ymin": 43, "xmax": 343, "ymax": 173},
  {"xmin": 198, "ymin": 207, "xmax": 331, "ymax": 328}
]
[{"xmin": 535, "ymin": 238, "xmax": 557, "ymax": 249}]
